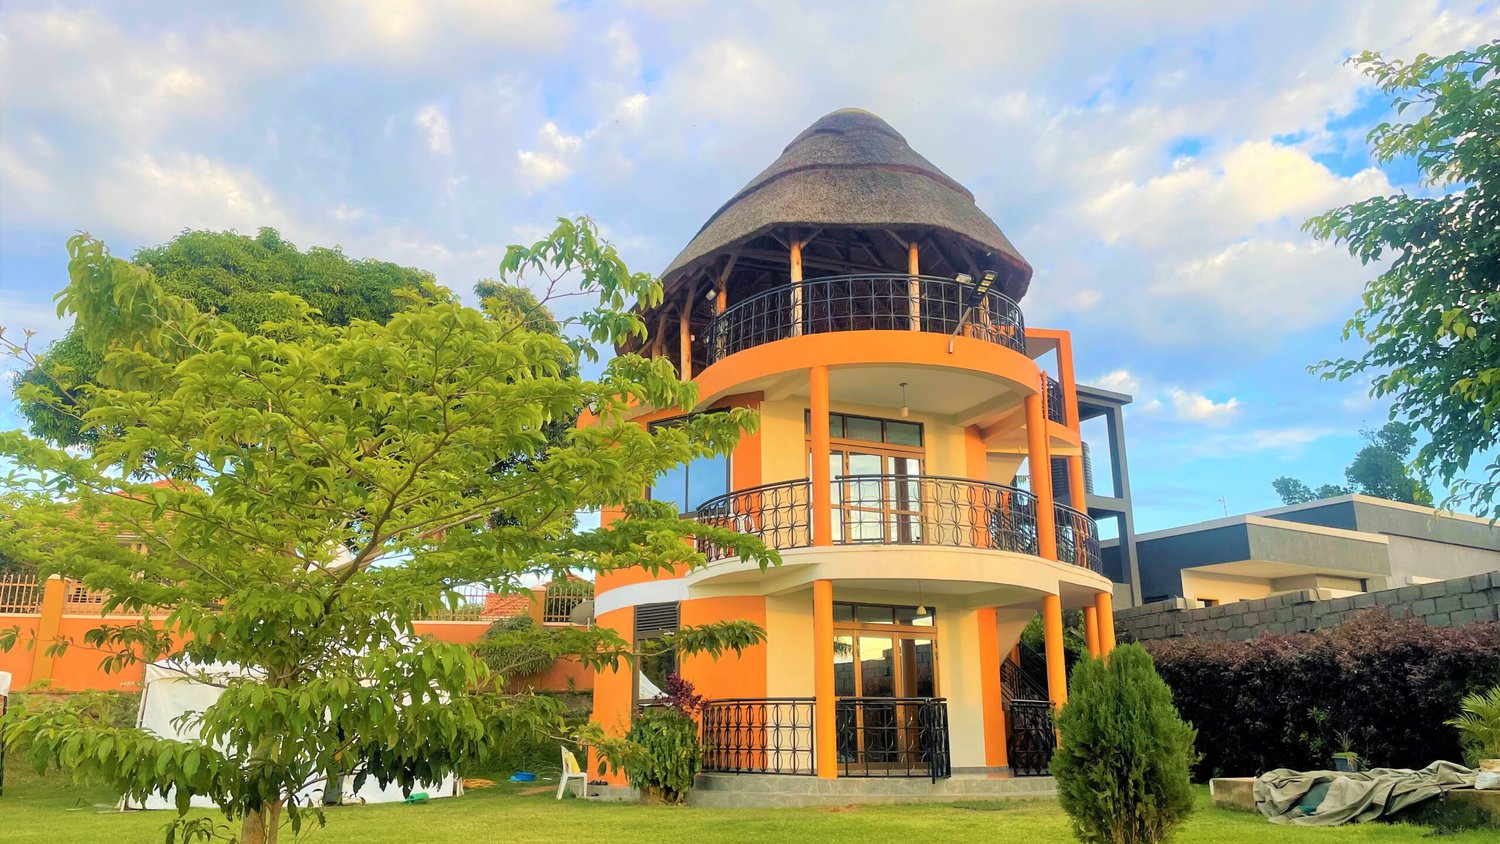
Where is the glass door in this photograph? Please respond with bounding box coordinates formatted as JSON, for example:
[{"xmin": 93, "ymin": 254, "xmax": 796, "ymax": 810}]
[{"xmin": 832, "ymin": 603, "xmax": 940, "ymax": 773}]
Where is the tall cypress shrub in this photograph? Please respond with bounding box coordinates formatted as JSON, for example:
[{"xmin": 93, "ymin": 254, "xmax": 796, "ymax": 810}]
[{"xmin": 1051, "ymin": 643, "xmax": 1198, "ymax": 844}]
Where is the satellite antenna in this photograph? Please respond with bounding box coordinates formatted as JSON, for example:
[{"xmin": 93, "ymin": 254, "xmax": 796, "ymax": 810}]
[{"xmin": 569, "ymin": 599, "xmax": 596, "ymax": 627}]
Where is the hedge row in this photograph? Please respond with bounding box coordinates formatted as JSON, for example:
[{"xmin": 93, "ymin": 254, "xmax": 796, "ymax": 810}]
[{"xmin": 1144, "ymin": 610, "xmax": 1500, "ymax": 779}]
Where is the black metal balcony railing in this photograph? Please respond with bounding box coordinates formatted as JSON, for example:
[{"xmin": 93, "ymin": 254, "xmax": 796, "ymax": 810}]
[
  {"xmin": 1054, "ymin": 502, "xmax": 1104, "ymax": 575},
  {"xmin": 700, "ymin": 697, "xmax": 816, "ymax": 775},
  {"xmin": 1044, "ymin": 374, "xmax": 1066, "ymax": 424},
  {"xmin": 693, "ymin": 475, "xmax": 1104, "ymax": 575},
  {"xmin": 835, "ymin": 697, "xmax": 952, "ymax": 782},
  {"xmin": 831, "ymin": 474, "xmax": 1039, "ymax": 553},
  {"xmin": 695, "ymin": 479, "xmax": 812, "ymax": 563},
  {"xmin": 705, "ymin": 274, "xmax": 1026, "ymax": 364},
  {"xmin": 1005, "ymin": 698, "xmax": 1056, "ymax": 777}
]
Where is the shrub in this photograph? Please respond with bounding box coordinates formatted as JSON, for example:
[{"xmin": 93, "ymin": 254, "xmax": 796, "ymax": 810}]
[
  {"xmin": 623, "ymin": 706, "xmax": 701, "ymax": 803},
  {"xmin": 481, "ymin": 691, "xmax": 593, "ymax": 777},
  {"xmin": 1147, "ymin": 610, "xmax": 1500, "ymax": 778},
  {"xmin": 1447, "ymin": 686, "xmax": 1500, "ymax": 766},
  {"xmin": 1051, "ymin": 644, "xmax": 1197, "ymax": 844},
  {"xmin": 472, "ymin": 616, "xmax": 558, "ymax": 680}
]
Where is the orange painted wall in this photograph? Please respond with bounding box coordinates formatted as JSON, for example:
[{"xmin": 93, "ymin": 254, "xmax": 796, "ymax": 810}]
[
  {"xmin": 589, "ymin": 606, "xmax": 635, "ymax": 784},
  {"xmin": 0, "ymin": 615, "xmax": 41, "ymax": 688},
  {"xmin": 677, "ymin": 596, "xmax": 767, "ymax": 701}
]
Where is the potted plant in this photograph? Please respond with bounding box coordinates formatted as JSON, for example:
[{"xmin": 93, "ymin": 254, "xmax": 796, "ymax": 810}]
[
  {"xmin": 1446, "ymin": 686, "xmax": 1500, "ymax": 789},
  {"xmin": 1331, "ymin": 731, "xmax": 1361, "ymax": 773}
]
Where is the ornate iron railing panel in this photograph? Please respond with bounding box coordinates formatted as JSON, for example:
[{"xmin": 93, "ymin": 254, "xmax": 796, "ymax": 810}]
[
  {"xmin": 834, "ymin": 697, "xmax": 951, "ymax": 781},
  {"xmin": 705, "ymin": 274, "xmax": 1026, "ymax": 364},
  {"xmin": 1054, "ymin": 502, "xmax": 1103, "ymax": 575},
  {"xmin": 693, "ymin": 479, "xmax": 812, "ymax": 562},
  {"xmin": 700, "ymin": 697, "xmax": 816, "ymax": 775},
  {"xmin": 1044, "ymin": 374, "xmax": 1066, "ymax": 423},
  {"xmin": 831, "ymin": 474, "xmax": 1039, "ymax": 555},
  {"xmin": 1006, "ymin": 698, "xmax": 1056, "ymax": 777}
]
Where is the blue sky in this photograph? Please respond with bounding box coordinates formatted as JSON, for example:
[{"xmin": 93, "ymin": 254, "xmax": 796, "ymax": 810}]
[{"xmin": 0, "ymin": 1, "xmax": 1495, "ymax": 532}]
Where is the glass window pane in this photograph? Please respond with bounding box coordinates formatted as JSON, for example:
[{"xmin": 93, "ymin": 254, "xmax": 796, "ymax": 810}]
[
  {"xmin": 894, "ymin": 606, "xmax": 936, "ymax": 626},
  {"xmin": 845, "ymin": 416, "xmax": 882, "ymax": 443},
  {"xmin": 854, "ymin": 604, "xmax": 894, "ymax": 624},
  {"xmin": 886, "ymin": 421, "xmax": 922, "ymax": 446},
  {"xmin": 903, "ymin": 639, "xmax": 936, "ymax": 697},
  {"xmin": 829, "ymin": 413, "xmax": 844, "ymax": 439},
  {"xmin": 686, "ymin": 453, "xmax": 729, "ymax": 512},
  {"xmin": 847, "ymin": 453, "xmax": 881, "ymax": 476},
  {"xmin": 833, "ymin": 603, "xmax": 854, "ymax": 622},
  {"xmin": 858, "ymin": 636, "xmax": 897, "ymax": 696},
  {"xmin": 833, "ymin": 635, "xmax": 856, "ymax": 697},
  {"xmin": 651, "ymin": 464, "xmax": 688, "ymax": 513}
]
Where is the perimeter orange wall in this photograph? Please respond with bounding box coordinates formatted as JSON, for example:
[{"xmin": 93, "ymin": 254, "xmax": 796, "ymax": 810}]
[
  {"xmin": 677, "ymin": 596, "xmax": 767, "ymax": 701},
  {"xmin": 0, "ymin": 615, "xmax": 42, "ymax": 688},
  {"xmin": 413, "ymin": 620, "xmax": 594, "ymax": 692}
]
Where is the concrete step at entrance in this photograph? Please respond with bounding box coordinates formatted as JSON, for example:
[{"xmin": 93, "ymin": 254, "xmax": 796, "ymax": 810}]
[{"xmin": 687, "ymin": 772, "xmax": 1057, "ymax": 808}]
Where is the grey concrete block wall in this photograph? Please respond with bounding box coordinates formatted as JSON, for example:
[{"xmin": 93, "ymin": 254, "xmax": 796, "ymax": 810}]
[{"xmin": 1115, "ymin": 570, "xmax": 1500, "ymax": 643}]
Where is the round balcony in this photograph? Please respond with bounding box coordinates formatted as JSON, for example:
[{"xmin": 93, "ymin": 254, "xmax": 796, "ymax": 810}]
[
  {"xmin": 705, "ymin": 274, "xmax": 1025, "ymax": 365},
  {"xmin": 691, "ymin": 475, "xmax": 1104, "ymax": 577}
]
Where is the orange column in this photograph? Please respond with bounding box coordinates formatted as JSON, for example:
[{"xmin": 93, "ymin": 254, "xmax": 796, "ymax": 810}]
[
  {"xmin": 1042, "ymin": 593, "xmax": 1068, "ymax": 710},
  {"xmin": 1096, "ymin": 590, "xmax": 1117, "ymax": 655},
  {"xmin": 977, "ymin": 607, "xmax": 1008, "ymax": 767},
  {"xmin": 813, "ymin": 579, "xmax": 837, "ymax": 778},
  {"xmin": 1083, "ymin": 606, "xmax": 1100, "ymax": 657},
  {"xmin": 1053, "ymin": 333, "xmax": 1088, "ymax": 508},
  {"xmin": 809, "ymin": 365, "xmax": 832, "ymax": 547},
  {"xmin": 30, "ymin": 575, "xmax": 66, "ymax": 684},
  {"xmin": 1025, "ymin": 392, "xmax": 1058, "ymax": 560}
]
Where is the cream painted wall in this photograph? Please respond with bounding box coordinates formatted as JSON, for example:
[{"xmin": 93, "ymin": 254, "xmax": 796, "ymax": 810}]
[
  {"xmin": 934, "ymin": 604, "xmax": 987, "ymax": 770},
  {"xmin": 757, "ymin": 396, "xmax": 976, "ymax": 486},
  {"xmin": 765, "ymin": 590, "xmax": 815, "ymax": 697},
  {"xmin": 1180, "ymin": 570, "xmax": 1274, "ymax": 605}
]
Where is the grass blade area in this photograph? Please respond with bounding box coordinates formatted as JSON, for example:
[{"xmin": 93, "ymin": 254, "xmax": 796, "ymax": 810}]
[{"xmin": 0, "ymin": 765, "xmax": 1489, "ymax": 843}]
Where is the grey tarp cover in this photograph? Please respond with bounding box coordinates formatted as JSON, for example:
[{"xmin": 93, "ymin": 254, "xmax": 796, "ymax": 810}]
[{"xmin": 1254, "ymin": 761, "xmax": 1476, "ymax": 826}]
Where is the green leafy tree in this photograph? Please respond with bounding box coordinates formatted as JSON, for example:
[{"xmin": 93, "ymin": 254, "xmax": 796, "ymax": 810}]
[
  {"xmin": 14, "ymin": 227, "xmax": 441, "ymax": 447},
  {"xmin": 1272, "ymin": 421, "xmax": 1432, "ymax": 505},
  {"xmin": 0, "ymin": 218, "xmax": 772, "ymax": 843},
  {"xmin": 1305, "ymin": 42, "xmax": 1499, "ymax": 521},
  {"xmin": 1271, "ymin": 477, "xmax": 1349, "ymax": 505},
  {"xmin": 1051, "ymin": 644, "xmax": 1198, "ymax": 844}
]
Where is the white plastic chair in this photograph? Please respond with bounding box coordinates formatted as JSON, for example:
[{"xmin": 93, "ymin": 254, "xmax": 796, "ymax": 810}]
[{"xmin": 557, "ymin": 747, "xmax": 587, "ymax": 800}]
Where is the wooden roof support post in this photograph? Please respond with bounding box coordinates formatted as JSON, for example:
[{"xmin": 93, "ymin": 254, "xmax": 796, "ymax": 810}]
[
  {"xmin": 789, "ymin": 237, "xmax": 804, "ymax": 338},
  {"xmin": 679, "ymin": 285, "xmax": 697, "ymax": 382},
  {"xmin": 907, "ymin": 239, "xmax": 921, "ymax": 331}
]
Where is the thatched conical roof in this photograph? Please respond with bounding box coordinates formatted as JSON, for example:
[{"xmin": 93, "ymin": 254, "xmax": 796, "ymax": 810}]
[{"xmin": 662, "ymin": 108, "xmax": 1032, "ymax": 297}]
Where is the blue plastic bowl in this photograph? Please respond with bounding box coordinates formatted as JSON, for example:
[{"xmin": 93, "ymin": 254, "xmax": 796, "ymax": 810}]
[{"xmin": 508, "ymin": 772, "xmax": 538, "ymax": 783}]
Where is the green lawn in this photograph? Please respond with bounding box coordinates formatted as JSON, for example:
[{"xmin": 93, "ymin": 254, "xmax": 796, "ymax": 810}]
[{"xmin": 0, "ymin": 763, "xmax": 1487, "ymax": 844}]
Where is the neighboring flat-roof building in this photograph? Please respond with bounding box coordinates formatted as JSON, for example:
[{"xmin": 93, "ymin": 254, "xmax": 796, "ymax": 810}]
[{"xmin": 1113, "ymin": 495, "xmax": 1500, "ymax": 606}]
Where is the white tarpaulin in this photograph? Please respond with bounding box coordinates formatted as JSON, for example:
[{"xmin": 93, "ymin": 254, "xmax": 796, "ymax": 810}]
[{"xmin": 125, "ymin": 661, "xmax": 459, "ymax": 811}]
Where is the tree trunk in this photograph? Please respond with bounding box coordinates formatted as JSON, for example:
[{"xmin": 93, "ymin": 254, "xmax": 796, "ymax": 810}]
[{"xmin": 240, "ymin": 801, "xmax": 284, "ymax": 844}]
